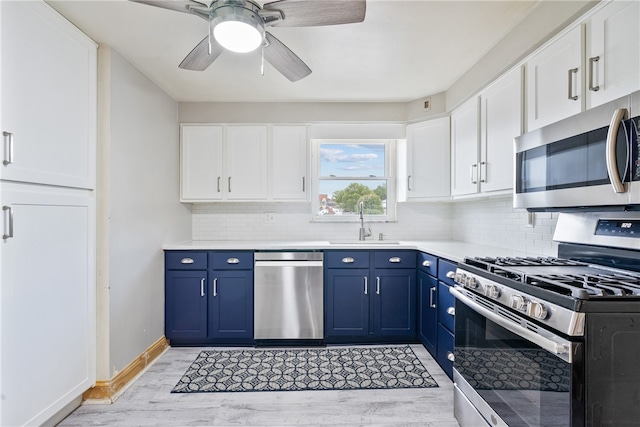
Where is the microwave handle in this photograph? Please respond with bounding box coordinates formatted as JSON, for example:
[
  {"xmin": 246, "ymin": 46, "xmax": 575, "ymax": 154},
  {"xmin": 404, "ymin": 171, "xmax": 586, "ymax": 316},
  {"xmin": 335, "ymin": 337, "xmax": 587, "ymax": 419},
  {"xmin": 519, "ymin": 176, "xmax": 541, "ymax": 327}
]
[{"xmin": 605, "ymin": 108, "xmax": 628, "ymax": 194}]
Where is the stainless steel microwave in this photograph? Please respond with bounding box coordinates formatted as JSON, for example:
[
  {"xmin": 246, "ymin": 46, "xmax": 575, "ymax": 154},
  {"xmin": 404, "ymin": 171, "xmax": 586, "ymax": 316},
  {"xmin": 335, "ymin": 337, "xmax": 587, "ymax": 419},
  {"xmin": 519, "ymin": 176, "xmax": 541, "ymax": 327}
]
[{"xmin": 514, "ymin": 91, "xmax": 640, "ymax": 211}]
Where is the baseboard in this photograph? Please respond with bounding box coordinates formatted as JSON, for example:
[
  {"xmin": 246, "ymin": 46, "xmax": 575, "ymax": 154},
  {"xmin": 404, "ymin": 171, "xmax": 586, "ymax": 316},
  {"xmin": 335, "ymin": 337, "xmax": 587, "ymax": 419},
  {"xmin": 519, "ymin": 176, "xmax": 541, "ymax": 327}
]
[{"xmin": 83, "ymin": 336, "xmax": 169, "ymax": 403}]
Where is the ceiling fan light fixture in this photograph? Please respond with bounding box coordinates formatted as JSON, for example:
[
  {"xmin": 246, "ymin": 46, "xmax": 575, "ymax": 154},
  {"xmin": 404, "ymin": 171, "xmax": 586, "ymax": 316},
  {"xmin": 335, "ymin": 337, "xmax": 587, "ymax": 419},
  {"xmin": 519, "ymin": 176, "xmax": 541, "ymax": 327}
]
[{"xmin": 211, "ymin": 4, "xmax": 264, "ymax": 54}]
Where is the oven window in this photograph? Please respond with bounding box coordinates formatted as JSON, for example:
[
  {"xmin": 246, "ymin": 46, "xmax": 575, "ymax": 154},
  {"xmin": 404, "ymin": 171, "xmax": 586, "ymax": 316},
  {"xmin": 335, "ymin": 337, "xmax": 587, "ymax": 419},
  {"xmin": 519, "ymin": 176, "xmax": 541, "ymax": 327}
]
[{"xmin": 454, "ymin": 301, "xmax": 582, "ymax": 426}]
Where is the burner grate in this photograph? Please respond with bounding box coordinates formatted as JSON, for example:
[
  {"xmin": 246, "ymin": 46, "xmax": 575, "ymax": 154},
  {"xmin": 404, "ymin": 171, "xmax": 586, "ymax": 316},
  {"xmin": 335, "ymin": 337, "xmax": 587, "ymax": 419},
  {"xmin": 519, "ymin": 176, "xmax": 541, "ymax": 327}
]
[{"xmin": 527, "ymin": 273, "xmax": 640, "ymax": 299}]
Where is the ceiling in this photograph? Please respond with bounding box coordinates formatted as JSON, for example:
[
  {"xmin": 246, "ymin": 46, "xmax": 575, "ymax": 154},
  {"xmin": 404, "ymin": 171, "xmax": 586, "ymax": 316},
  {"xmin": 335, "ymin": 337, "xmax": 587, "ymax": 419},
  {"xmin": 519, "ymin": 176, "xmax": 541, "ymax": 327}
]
[{"xmin": 48, "ymin": 0, "xmax": 540, "ymax": 103}]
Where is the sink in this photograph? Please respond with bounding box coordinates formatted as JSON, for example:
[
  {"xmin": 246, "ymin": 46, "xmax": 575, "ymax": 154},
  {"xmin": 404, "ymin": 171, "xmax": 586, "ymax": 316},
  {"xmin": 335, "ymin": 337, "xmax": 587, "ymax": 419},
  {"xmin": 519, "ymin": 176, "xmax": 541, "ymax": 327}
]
[{"xmin": 328, "ymin": 240, "xmax": 400, "ymax": 245}]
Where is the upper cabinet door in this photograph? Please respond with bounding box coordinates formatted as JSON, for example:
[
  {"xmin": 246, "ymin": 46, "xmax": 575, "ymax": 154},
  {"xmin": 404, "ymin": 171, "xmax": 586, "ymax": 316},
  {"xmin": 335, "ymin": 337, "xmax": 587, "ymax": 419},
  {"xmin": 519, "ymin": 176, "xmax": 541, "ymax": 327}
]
[
  {"xmin": 405, "ymin": 117, "xmax": 451, "ymax": 200},
  {"xmin": 226, "ymin": 126, "xmax": 268, "ymax": 200},
  {"xmin": 480, "ymin": 67, "xmax": 522, "ymax": 193},
  {"xmin": 525, "ymin": 25, "xmax": 583, "ymax": 132},
  {"xmin": 451, "ymin": 97, "xmax": 480, "ymax": 196},
  {"xmin": 271, "ymin": 126, "xmax": 308, "ymax": 201},
  {"xmin": 181, "ymin": 125, "xmax": 224, "ymax": 202},
  {"xmin": 585, "ymin": 0, "xmax": 640, "ymax": 109},
  {"xmin": 1, "ymin": 1, "xmax": 97, "ymax": 189}
]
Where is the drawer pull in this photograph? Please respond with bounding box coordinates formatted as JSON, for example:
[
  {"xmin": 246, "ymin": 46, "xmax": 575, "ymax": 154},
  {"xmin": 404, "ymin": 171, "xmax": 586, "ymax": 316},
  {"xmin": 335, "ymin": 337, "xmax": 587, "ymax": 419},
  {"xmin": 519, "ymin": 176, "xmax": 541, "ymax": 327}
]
[
  {"xmin": 446, "ymin": 271, "xmax": 456, "ymax": 279},
  {"xmin": 422, "ymin": 260, "xmax": 431, "ymax": 267},
  {"xmin": 389, "ymin": 257, "xmax": 402, "ymax": 263},
  {"xmin": 227, "ymin": 258, "xmax": 240, "ymax": 264},
  {"xmin": 180, "ymin": 258, "xmax": 194, "ymax": 264},
  {"xmin": 446, "ymin": 351, "xmax": 455, "ymax": 362},
  {"xmin": 342, "ymin": 257, "xmax": 355, "ymax": 264},
  {"xmin": 446, "ymin": 307, "xmax": 455, "ymax": 316}
]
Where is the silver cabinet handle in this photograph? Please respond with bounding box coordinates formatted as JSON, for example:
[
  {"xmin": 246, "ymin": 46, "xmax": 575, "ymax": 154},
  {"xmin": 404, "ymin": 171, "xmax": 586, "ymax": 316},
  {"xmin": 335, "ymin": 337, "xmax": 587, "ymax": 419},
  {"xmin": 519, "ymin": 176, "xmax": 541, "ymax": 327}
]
[
  {"xmin": 446, "ymin": 271, "xmax": 456, "ymax": 279},
  {"xmin": 470, "ymin": 164, "xmax": 478, "ymax": 184},
  {"xmin": 3, "ymin": 131, "xmax": 13, "ymax": 166},
  {"xmin": 446, "ymin": 306, "xmax": 455, "ymax": 316},
  {"xmin": 389, "ymin": 257, "xmax": 401, "ymax": 263},
  {"xmin": 446, "ymin": 351, "xmax": 455, "ymax": 362},
  {"xmin": 407, "ymin": 175, "xmax": 412, "ymax": 191},
  {"xmin": 422, "ymin": 260, "xmax": 431, "ymax": 267},
  {"xmin": 567, "ymin": 68, "xmax": 579, "ymax": 100},
  {"xmin": 2, "ymin": 206, "xmax": 14, "ymax": 239},
  {"xmin": 606, "ymin": 108, "xmax": 628, "ymax": 193},
  {"xmin": 200, "ymin": 278, "xmax": 205, "ymax": 297},
  {"xmin": 227, "ymin": 257, "xmax": 240, "ymax": 264},
  {"xmin": 217, "ymin": 176, "xmax": 221, "ymax": 193},
  {"xmin": 588, "ymin": 56, "xmax": 600, "ymax": 92},
  {"xmin": 429, "ymin": 286, "xmax": 436, "ymax": 308},
  {"xmin": 364, "ymin": 276, "xmax": 368, "ymax": 295},
  {"xmin": 479, "ymin": 161, "xmax": 486, "ymax": 183},
  {"xmin": 341, "ymin": 257, "xmax": 355, "ymax": 264},
  {"xmin": 376, "ymin": 276, "xmax": 381, "ymax": 295},
  {"xmin": 213, "ymin": 278, "xmax": 218, "ymax": 297},
  {"xmin": 181, "ymin": 257, "xmax": 194, "ymax": 264}
]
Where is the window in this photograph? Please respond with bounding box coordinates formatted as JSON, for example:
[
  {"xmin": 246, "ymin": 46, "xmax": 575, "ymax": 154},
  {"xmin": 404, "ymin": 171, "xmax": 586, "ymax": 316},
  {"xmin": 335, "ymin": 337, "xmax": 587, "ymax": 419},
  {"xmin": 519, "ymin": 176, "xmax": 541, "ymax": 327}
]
[{"xmin": 311, "ymin": 139, "xmax": 396, "ymax": 221}]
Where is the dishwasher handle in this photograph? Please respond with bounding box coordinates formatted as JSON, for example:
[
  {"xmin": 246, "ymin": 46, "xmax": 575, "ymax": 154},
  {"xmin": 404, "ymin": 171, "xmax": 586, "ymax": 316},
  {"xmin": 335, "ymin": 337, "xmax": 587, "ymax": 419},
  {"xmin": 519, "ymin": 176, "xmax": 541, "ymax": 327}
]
[{"xmin": 255, "ymin": 260, "xmax": 324, "ymax": 268}]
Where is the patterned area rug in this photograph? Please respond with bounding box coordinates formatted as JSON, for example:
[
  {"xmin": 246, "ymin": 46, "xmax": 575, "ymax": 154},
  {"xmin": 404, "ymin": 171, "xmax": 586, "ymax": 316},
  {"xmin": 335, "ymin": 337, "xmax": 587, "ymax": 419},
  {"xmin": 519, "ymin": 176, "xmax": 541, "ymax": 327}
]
[{"xmin": 172, "ymin": 345, "xmax": 439, "ymax": 393}]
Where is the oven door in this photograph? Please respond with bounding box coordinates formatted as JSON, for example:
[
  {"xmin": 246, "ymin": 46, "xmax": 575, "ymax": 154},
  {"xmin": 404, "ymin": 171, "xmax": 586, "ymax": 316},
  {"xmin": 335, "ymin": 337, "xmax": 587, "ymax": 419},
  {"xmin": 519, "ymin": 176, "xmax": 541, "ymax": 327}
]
[{"xmin": 450, "ymin": 286, "xmax": 584, "ymax": 427}]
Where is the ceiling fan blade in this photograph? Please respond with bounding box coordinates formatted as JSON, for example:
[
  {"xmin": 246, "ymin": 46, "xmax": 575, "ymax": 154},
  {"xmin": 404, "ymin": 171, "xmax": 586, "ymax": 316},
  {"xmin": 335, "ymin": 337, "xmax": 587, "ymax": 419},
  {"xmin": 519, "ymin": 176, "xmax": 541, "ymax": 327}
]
[
  {"xmin": 178, "ymin": 35, "xmax": 224, "ymax": 71},
  {"xmin": 263, "ymin": 32, "xmax": 311, "ymax": 82},
  {"xmin": 129, "ymin": 0, "xmax": 210, "ymax": 14},
  {"xmin": 261, "ymin": 0, "xmax": 366, "ymax": 27}
]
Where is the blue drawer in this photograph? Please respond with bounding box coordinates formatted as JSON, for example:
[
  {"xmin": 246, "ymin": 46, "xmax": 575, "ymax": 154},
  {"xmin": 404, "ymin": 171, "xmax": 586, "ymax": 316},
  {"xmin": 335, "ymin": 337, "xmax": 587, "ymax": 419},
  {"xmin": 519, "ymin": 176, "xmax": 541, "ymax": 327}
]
[
  {"xmin": 436, "ymin": 324, "xmax": 454, "ymax": 380},
  {"xmin": 325, "ymin": 251, "xmax": 370, "ymax": 269},
  {"xmin": 418, "ymin": 252, "xmax": 437, "ymax": 276},
  {"xmin": 438, "ymin": 282, "xmax": 455, "ymax": 332},
  {"xmin": 438, "ymin": 259, "xmax": 458, "ymax": 285},
  {"xmin": 210, "ymin": 251, "xmax": 253, "ymax": 270},
  {"xmin": 165, "ymin": 251, "xmax": 208, "ymax": 270},
  {"xmin": 373, "ymin": 251, "xmax": 416, "ymax": 269}
]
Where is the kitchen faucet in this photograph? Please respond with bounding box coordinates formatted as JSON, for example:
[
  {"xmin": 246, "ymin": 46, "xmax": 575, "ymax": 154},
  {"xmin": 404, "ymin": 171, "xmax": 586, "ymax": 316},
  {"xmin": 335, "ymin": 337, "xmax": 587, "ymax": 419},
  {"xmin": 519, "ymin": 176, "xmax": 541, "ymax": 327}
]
[{"xmin": 358, "ymin": 201, "xmax": 372, "ymax": 241}]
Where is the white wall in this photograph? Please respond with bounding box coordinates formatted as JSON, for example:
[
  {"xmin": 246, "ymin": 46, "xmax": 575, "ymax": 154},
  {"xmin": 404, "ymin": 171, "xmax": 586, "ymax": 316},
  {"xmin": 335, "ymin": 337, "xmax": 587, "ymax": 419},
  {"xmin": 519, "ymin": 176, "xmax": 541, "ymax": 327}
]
[{"xmin": 100, "ymin": 47, "xmax": 191, "ymax": 378}]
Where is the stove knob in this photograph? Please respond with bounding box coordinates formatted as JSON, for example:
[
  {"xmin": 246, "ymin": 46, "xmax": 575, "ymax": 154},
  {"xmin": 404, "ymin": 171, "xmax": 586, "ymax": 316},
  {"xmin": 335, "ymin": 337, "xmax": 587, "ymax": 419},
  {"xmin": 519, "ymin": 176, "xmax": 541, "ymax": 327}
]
[
  {"xmin": 510, "ymin": 295, "xmax": 526, "ymax": 311},
  {"xmin": 484, "ymin": 284, "xmax": 500, "ymax": 299},
  {"xmin": 465, "ymin": 276, "xmax": 478, "ymax": 289},
  {"xmin": 528, "ymin": 302, "xmax": 548, "ymax": 319}
]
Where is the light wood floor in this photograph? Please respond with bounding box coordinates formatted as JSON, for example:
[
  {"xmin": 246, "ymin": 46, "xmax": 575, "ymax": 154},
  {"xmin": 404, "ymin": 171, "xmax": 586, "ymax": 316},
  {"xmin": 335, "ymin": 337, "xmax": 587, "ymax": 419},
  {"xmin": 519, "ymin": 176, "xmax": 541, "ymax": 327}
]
[{"xmin": 58, "ymin": 344, "xmax": 460, "ymax": 426}]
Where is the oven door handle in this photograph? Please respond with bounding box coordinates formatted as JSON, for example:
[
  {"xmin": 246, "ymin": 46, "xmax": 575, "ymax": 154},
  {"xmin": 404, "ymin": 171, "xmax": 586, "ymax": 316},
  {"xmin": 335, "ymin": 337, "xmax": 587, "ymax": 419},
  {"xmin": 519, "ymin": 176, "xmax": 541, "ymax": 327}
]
[{"xmin": 450, "ymin": 287, "xmax": 573, "ymax": 363}]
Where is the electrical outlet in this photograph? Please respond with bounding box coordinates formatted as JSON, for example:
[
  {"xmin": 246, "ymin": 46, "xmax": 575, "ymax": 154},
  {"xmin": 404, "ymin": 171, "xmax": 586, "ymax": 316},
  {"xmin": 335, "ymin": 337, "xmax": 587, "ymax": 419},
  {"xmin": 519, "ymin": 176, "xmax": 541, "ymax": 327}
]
[
  {"xmin": 422, "ymin": 97, "xmax": 432, "ymax": 112},
  {"xmin": 264, "ymin": 212, "xmax": 276, "ymax": 224}
]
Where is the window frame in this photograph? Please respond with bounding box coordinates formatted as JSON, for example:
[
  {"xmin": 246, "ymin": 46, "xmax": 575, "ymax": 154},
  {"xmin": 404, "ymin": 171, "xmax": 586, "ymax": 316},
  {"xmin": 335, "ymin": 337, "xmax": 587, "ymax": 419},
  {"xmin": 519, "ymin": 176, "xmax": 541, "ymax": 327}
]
[{"xmin": 310, "ymin": 138, "xmax": 397, "ymax": 222}]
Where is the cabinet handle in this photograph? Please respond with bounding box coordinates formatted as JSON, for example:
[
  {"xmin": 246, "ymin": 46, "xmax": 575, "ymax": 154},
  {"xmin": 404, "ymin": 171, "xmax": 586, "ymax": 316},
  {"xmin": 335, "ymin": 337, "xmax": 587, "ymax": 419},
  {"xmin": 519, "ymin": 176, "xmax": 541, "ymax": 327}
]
[
  {"xmin": 588, "ymin": 56, "xmax": 600, "ymax": 92},
  {"xmin": 180, "ymin": 257, "xmax": 194, "ymax": 264},
  {"xmin": 227, "ymin": 257, "xmax": 240, "ymax": 264},
  {"xmin": 407, "ymin": 175, "xmax": 412, "ymax": 191},
  {"xmin": 470, "ymin": 164, "xmax": 478, "ymax": 184},
  {"xmin": 422, "ymin": 260, "xmax": 431, "ymax": 267},
  {"xmin": 606, "ymin": 108, "xmax": 628, "ymax": 193},
  {"xmin": 228, "ymin": 177, "xmax": 231, "ymax": 192},
  {"xmin": 446, "ymin": 351, "xmax": 455, "ymax": 362},
  {"xmin": 2, "ymin": 206, "xmax": 14, "ymax": 239},
  {"xmin": 567, "ymin": 68, "xmax": 579, "ymax": 100},
  {"xmin": 3, "ymin": 131, "xmax": 13, "ymax": 166},
  {"xmin": 429, "ymin": 286, "xmax": 436, "ymax": 308},
  {"xmin": 341, "ymin": 257, "xmax": 355, "ymax": 264},
  {"xmin": 200, "ymin": 278, "xmax": 205, "ymax": 297},
  {"xmin": 389, "ymin": 257, "xmax": 402, "ymax": 263},
  {"xmin": 376, "ymin": 276, "xmax": 380, "ymax": 295},
  {"xmin": 479, "ymin": 161, "xmax": 486, "ymax": 183},
  {"xmin": 364, "ymin": 276, "xmax": 368, "ymax": 295},
  {"xmin": 213, "ymin": 278, "xmax": 218, "ymax": 297},
  {"xmin": 446, "ymin": 306, "xmax": 455, "ymax": 316},
  {"xmin": 217, "ymin": 176, "xmax": 221, "ymax": 193},
  {"xmin": 446, "ymin": 271, "xmax": 456, "ymax": 279}
]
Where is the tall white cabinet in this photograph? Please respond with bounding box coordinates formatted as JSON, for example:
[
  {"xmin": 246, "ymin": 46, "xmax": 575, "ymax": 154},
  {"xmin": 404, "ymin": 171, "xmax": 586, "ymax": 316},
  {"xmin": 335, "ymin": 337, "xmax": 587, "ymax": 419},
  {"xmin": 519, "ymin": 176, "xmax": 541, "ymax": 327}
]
[{"xmin": 0, "ymin": 2, "xmax": 96, "ymax": 426}]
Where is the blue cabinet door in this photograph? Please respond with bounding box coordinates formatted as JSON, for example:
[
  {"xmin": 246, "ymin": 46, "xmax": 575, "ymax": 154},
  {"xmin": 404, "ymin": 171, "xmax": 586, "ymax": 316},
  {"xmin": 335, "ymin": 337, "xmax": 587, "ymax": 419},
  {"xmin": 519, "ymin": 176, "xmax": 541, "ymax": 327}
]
[
  {"xmin": 165, "ymin": 270, "xmax": 208, "ymax": 340},
  {"xmin": 209, "ymin": 269, "xmax": 253, "ymax": 340},
  {"xmin": 437, "ymin": 324, "xmax": 454, "ymax": 380},
  {"xmin": 372, "ymin": 268, "xmax": 416, "ymax": 337},
  {"xmin": 438, "ymin": 282, "xmax": 456, "ymax": 333},
  {"xmin": 325, "ymin": 268, "xmax": 370, "ymax": 337},
  {"xmin": 418, "ymin": 271, "xmax": 438, "ymax": 356}
]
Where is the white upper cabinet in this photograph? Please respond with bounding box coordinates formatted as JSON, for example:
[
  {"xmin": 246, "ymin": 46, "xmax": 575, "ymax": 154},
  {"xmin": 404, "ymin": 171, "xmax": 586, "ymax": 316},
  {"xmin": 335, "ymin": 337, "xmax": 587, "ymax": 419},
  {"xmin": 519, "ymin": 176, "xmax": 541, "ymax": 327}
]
[
  {"xmin": 479, "ymin": 67, "xmax": 522, "ymax": 193},
  {"xmin": 181, "ymin": 125, "xmax": 224, "ymax": 201},
  {"xmin": 271, "ymin": 125, "xmax": 308, "ymax": 201},
  {"xmin": 585, "ymin": 0, "xmax": 640, "ymax": 109},
  {"xmin": 525, "ymin": 25, "xmax": 583, "ymax": 132},
  {"xmin": 1, "ymin": 1, "xmax": 97, "ymax": 189},
  {"xmin": 404, "ymin": 117, "xmax": 450, "ymax": 200},
  {"xmin": 451, "ymin": 97, "xmax": 480, "ymax": 196},
  {"xmin": 226, "ymin": 126, "xmax": 268, "ymax": 200}
]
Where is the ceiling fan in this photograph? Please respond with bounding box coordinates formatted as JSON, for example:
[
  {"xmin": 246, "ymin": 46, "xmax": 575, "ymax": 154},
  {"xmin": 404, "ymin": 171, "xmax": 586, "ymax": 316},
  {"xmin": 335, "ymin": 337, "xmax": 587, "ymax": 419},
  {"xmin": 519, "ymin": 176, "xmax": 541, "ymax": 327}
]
[{"xmin": 130, "ymin": 0, "xmax": 366, "ymax": 82}]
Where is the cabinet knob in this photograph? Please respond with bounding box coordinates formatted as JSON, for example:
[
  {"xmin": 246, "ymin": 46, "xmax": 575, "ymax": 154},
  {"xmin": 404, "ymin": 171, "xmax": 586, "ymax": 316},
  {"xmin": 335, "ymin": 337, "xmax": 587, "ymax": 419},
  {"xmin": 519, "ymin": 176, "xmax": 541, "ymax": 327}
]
[
  {"xmin": 227, "ymin": 257, "xmax": 240, "ymax": 264},
  {"xmin": 446, "ymin": 271, "xmax": 456, "ymax": 279},
  {"xmin": 180, "ymin": 258, "xmax": 194, "ymax": 264},
  {"xmin": 446, "ymin": 307, "xmax": 455, "ymax": 316},
  {"xmin": 342, "ymin": 257, "xmax": 355, "ymax": 264},
  {"xmin": 446, "ymin": 351, "xmax": 455, "ymax": 362},
  {"xmin": 389, "ymin": 257, "xmax": 402, "ymax": 263},
  {"xmin": 422, "ymin": 260, "xmax": 431, "ymax": 267}
]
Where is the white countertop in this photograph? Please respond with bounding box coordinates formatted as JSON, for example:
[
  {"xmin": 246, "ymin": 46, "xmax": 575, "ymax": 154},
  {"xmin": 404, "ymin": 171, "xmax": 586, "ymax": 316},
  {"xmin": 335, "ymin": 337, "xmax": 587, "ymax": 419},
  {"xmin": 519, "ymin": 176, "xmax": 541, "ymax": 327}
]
[{"xmin": 163, "ymin": 240, "xmax": 526, "ymax": 263}]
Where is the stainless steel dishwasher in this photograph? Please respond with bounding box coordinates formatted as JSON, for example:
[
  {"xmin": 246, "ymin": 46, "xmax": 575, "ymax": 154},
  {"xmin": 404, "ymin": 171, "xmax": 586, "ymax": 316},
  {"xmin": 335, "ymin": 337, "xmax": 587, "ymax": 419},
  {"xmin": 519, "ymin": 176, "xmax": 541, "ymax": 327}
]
[{"xmin": 254, "ymin": 252, "xmax": 324, "ymax": 341}]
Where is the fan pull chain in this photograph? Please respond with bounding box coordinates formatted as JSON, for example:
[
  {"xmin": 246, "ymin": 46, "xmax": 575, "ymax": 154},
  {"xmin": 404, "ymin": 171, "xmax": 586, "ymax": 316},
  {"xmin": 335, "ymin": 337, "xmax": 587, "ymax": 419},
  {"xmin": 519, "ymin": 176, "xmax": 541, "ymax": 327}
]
[
  {"xmin": 261, "ymin": 46, "xmax": 264, "ymax": 76},
  {"xmin": 208, "ymin": 17, "xmax": 213, "ymax": 55}
]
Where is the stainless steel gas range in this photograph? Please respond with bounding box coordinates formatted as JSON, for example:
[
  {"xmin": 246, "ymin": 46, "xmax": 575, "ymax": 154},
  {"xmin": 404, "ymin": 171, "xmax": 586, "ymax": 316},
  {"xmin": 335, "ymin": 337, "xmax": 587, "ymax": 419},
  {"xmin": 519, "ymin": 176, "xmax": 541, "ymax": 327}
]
[{"xmin": 451, "ymin": 212, "xmax": 640, "ymax": 427}]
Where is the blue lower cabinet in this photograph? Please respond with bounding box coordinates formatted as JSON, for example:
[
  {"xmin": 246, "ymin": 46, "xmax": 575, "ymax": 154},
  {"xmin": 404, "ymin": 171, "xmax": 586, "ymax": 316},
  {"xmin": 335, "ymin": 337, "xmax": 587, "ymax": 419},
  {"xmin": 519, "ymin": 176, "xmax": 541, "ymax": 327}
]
[
  {"xmin": 373, "ymin": 268, "xmax": 416, "ymax": 337},
  {"xmin": 165, "ymin": 270, "xmax": 208, "ymax": 341},
  {"xmin": 209, "ymin": 269, "xmax": 253, "ymax": 340},
  {"xmin": 438, "ymin": 282, "xmax": 456, "ymax": 332},
  {"xmin": 437, "ymin": 324, "xmax": 455, "ymax": 379},
  {"xmin": 418, "ymin": 271, "xmax": 438, "ymax": 357},
  {"xmin": 325, "ymin": 268, "xmax": 370, "ymax": 337}
]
